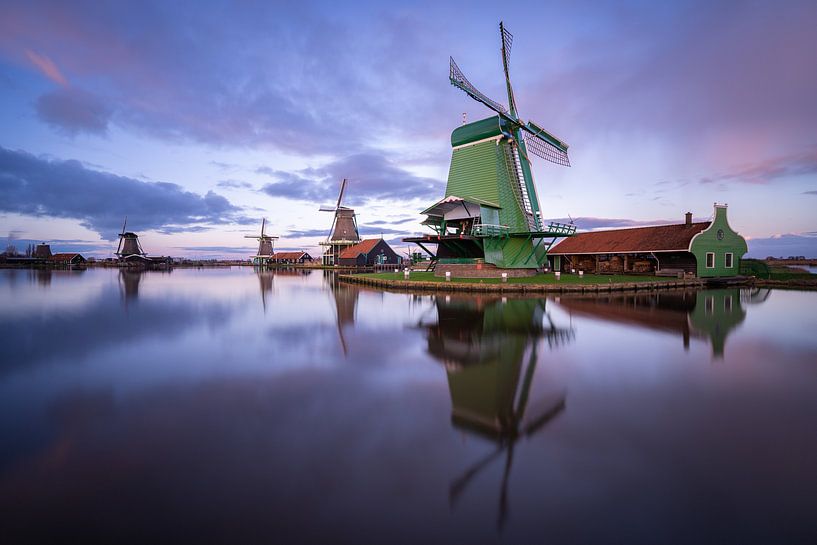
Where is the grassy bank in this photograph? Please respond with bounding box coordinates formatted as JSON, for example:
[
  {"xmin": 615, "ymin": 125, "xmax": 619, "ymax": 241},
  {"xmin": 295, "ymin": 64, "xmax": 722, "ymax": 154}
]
[
  {"xmin": 741, "ymin": 259, "xmax": 815, "ymax": 280},
  {"xmin": 357, "ymin": 271, "xmax": 675, "ymax": 285}
]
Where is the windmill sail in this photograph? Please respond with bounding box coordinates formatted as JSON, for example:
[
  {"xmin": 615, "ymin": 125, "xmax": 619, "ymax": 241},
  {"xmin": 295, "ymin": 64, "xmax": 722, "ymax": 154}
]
[
  {"xmin": 449, "ymin": 58, "xmax": 508, "ymax": 116},
  {"xmin": 522, "ymin": 121, "xmax": 570, "ymax": 166},
  {"xmin": 499, "ymin": 21, "xmax": 517, "ymax": 116}
]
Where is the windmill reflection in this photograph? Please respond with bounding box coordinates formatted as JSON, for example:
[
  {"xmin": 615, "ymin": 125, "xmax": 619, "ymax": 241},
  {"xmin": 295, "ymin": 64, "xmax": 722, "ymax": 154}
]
[
  {"xmin": 421, "ymin": 295, "xmax": 573, "ymax": 530},
  {"xmin": 555, "ymin": 288, "xmax": 763, "ymax": 359},
  {"xmin": 324, "ymin": 271, "xmax": 360, "ymax": 358},
  {"xmin": 256, "ymin": 269, "xmax": 274, "ymax": 312},
  {"xmin": 119, "ymin": 269, "xmax": 145, "ymax": 301}
]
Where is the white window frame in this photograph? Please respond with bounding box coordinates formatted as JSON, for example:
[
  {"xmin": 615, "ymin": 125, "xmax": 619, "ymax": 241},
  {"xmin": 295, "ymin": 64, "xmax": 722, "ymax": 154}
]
[
  {"xmin": 725, "ymin": 252, "xmax": 734, "ymax": 268},
  {"xmin": 706, "ymin": 252, "xmax": 715, "ymax": 269}
]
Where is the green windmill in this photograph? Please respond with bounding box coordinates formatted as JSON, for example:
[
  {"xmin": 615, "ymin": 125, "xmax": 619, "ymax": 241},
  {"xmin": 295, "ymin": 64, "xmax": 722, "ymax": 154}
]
[{"xmin": 406, "ymin": 22, "xmax": 575, "ymax": 273}]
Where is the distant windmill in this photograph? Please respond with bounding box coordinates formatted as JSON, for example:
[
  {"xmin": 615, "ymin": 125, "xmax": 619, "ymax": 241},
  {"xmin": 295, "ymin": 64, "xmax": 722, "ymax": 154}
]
[
  {"xmin": 245, "ymin": 218, "xmax": 279, "ymax": 266},
  {"xmin": 319, "ymin": 179, "xmax": 361, "ymax": 266},
  {"xmin": 115, "ymin": 217, "xmax": 146, "ymax": 259}
]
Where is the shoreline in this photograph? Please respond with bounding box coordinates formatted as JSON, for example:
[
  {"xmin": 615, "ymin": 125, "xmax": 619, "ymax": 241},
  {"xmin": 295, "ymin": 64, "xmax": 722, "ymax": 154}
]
[
  {"xmin": 339, "ymin": 273, "xmax": 708, "ymax": 293},
  {"xmin": 339, "ymin": 273, "xmax": 817, "ymax": 293}
]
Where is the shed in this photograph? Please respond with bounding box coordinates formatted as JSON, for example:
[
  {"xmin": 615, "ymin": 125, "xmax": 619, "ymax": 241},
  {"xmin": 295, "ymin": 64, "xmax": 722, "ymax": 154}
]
[
  {"xmin": 549, "ymin": 204, "xmax": 747, "ymax": 278},
  {"xmin": 51, "ymin": 253, "xmax": 87, "ymax": 266},
  {"xmin": 336, "ymin": 239, "xmax": 399, "ymax": 267},
  {"xmin": 270, "ymin": 251, "xmax": 313, "ymax": 264}
]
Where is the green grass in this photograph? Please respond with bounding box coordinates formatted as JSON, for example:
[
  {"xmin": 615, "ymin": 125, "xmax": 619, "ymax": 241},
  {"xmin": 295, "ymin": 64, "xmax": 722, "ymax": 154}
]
[
  {"xmin": 741, "ymin": 258, "xmax": 814, "ymax": 280},
  {"xmin": 357, "ymin": 271, "xmax": 676, "ymax": 285}
]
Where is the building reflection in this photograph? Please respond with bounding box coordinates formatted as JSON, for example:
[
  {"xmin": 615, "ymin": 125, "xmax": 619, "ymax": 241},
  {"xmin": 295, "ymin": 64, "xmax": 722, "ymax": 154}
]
[
  {"xmin": 420, "ymin": 295, "xmax": 572, "ymax": 529},
  {"xmin": 555, "ymin": 288, "xmax": 763, "ymax": 359}
]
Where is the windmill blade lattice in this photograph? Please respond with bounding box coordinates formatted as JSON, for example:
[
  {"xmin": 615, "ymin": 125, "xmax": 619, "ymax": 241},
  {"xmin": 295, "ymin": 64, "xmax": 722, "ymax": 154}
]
[
  {"xmin": 522, "ymin": 131, "xmax": 571, "ymax": 167},
  {"xmin": 501, "ymin": 24, "xmax": 513, "ymax": 68},
  {"xmin": 449, "ymin": 58, "xmax": 508, "ymax": 115}
]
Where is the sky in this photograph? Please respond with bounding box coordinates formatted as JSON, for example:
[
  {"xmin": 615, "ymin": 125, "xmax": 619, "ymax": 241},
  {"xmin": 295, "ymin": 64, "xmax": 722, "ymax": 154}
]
[{"xmin": 1, "ymin": 0, "xmax": 816, "ymax": 259}]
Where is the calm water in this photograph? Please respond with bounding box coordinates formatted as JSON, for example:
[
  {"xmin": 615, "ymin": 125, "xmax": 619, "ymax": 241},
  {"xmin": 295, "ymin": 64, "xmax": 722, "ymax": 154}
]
[{"xmin": 1, "ymin": 268, "xmax": 816, "ymax": 544}]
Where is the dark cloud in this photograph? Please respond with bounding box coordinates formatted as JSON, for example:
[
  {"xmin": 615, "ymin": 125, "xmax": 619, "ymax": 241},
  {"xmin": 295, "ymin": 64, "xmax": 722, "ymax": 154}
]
[
  {"xmin": 174, "ymin": 246, "xmax": 255, "ymax": 253},
  {"xmin": 2, "ymin": 2, "xmax": 458, "ymax": 155},
  {"xmin": 0, "ymin": 237, "xmax": 113, "ymax": 256},
  {"xmin": 216, "ymin": 180, "xmax": 253, "ymax": 190},
  {"xmin": 699, "ymin": 150, "xmax": 817, "ymax": 185},
  {"xmin": 548, "ymin": 217, "xmax": 676, "ymax": 231},
  {"xmin": 358, "ymin": 226, "xmax": 407, "ymax": 236},
  {"xmin": 260, "ymin": 153, "xmax": 443, "ymax": 205},
  {"xmin": 285, "ymin": 228, "xmax": 328, "ymax": 238},
  {"xmin": 746, "ymin": 233, "xmax": 817, "ymax": 259},
  {"xmin": 209, "ymin": 161, "xmax": 240, "ymax": 171},
  {"xmin": 36, "ymin": 87, "xmax": 112, "ymax": 135},
  {"xmin": 0, "ymin": 146, "xmax": 251, "ymax": 240},
  {"xmin": 803, "ymin": 190, "xmax": 817, "ymax": 195},
  {"xmin": 532, "ymin": 2, "xmax": 817, "ymax": 157}
]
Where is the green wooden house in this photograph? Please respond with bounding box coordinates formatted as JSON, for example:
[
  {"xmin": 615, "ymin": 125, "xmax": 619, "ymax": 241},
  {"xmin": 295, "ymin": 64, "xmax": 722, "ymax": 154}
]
[{"xmin": 549, "ymin": 204, "xmax": 748, "ymax": 278}]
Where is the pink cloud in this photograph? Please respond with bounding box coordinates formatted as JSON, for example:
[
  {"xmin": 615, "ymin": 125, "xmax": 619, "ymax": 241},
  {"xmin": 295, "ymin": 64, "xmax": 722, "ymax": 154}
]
[{"xmin": 25, "ymin": 49, "xmax": 68, "ymax": 86}]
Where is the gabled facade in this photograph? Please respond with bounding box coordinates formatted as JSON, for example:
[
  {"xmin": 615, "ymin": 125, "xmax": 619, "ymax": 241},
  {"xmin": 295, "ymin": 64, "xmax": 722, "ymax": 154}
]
[{"xmin": 337, "ymin": 239, "xmax": 399, "ymax": 267}]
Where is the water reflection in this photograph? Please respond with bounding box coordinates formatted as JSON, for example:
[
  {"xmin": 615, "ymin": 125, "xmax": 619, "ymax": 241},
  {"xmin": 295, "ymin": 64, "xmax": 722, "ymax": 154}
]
[
  {"xmin": 257, "ymin": 269, "xmax": 274, "ymax": 311},
  {"xmin": 555, "ymin": 288, "xmax": 760, "ymax": 358},
  {"xmin": 1, "ymin": 270, "xmax": 816, "ymax": 544},
  {"xmin": 324, "ymin": 271, "xmax": 359, "ymax": 357},
  {"xmin": 421, "ymin": 295, "xmax": 572, "ymax": 529}
]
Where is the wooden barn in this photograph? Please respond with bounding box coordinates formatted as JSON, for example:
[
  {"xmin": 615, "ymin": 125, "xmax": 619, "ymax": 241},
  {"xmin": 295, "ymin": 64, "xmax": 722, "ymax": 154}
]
[
  {"xmin": 336, "ymin": 239, "xmax": 399, "ymax": 267},
  {"xmin": 270, "ymin": 251, "xmax": 313, "ymax": 264},
  {"xmin": 549, "ymin": 204, "xmax": 748, "ymax": 278},
  {"xmin": 51, "ymin": 253, "xmax": 87, "ymax": 266}
]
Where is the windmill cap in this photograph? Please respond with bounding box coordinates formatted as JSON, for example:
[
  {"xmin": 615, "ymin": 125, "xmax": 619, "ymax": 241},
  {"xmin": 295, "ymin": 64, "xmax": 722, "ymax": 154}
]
[{"xmin": 451, "ymin": 115, "xmax": 512, "ymax": 147}]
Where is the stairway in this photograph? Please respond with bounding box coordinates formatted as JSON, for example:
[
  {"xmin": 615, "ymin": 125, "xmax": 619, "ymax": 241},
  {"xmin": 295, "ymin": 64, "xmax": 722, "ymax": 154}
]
[{"xmin": 503, "ymin": 142, "xmax": 539, "ymax": 231}]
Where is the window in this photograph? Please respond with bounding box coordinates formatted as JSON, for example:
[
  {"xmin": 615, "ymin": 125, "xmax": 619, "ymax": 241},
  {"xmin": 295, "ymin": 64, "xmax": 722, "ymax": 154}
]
[
  {"xmin": 725, "ymin": 296, "xmax": 733, "ymax": 312},
  {"xmin": 705, "ymin": 296, "xmax": 714, "ymax": 315},
  {"xmin": 725, "ymin": 252, "xmax": 734, "ymax": 268},
  {"xmin": 706, "ymin": 252, "xmax": 715, "ymax": 268}
]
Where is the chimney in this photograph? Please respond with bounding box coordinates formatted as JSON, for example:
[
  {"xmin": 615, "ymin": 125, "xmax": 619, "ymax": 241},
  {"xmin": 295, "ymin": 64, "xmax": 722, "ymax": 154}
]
[{"xmin": 685, "ymin": 212, "xmax": 692, "ymax": 225}]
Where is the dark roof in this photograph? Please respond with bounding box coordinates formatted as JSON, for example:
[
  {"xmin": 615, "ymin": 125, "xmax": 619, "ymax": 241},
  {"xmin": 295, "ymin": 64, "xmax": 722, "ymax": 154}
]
[
  {"xmin": 272, "ymin": 251, "xmax": 311, "ymax": 260},
  {"xmin": 550, "ymin": 222, "xmax": 709, "ymax": 254},
  {"xmin": 51, "ymin": 253, "xmax": 85, "ymax": 262},
  {"xmin": 338, "ymin": 239, "xmax": 384, "ymax": 259}
]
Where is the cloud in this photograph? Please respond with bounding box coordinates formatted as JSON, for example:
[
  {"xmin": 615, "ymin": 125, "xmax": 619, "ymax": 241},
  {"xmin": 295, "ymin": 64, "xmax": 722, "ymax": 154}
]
[
  {"xmin": 803, "ymin": 190, "xmax": 817, "ymax": 195},
  {"xmin": 1, "ymin": 3, "xmax": 460, "ymax": 155},
  {"xmin": 746, "ymin": 232, "xmax": 817, "ymax": 259},
  {"xmin": 0, "ymin": 146, "xmax": 251, "ymax": 239},
  {"xmin": 216, "ymin": 180, "xmax": 253, "ymax": 190},
  {"xmin": 24, "ymin": 49, "xmax": 68, "ymax": 86},
  {"xmin": 36, "ymin": 87, "xmax": 112, "ymax": 135},
  {"xmin": 174, "ymin": 246, "xmax": 255, "ymax": 253},
  {"xmin": 259, "ymin": 153, "xmax": 443, "ymax": 205},
  {"xmin": 285, "ymin": 228, "xmax": 328, "ymax": 238},
  {"xmin": 699, "ymin": 150, "xmax": 817, "ymax": 185},
  {"xmin": 548, "ymin": 216, "xmax": 677, "ymax": 231}
]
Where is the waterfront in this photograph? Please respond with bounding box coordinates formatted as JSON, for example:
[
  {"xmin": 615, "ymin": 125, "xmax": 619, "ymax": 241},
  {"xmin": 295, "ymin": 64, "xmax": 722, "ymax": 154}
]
[{"xmin": 1, "ymin": 267, "xmax": 816, "ymax": 544}]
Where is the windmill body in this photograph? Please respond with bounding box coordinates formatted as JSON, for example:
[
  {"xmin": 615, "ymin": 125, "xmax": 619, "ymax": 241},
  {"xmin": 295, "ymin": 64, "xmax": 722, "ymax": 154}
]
[
  {"xmin": 115, "ymin": 218, "xmax": 147, "ymax": 260},
  {"xmin": 319, "ymin": 179, "xmax": 361, "ymax": 266},
  {"xmin": 405, "ymin": 22, "xmax": 576, "ymax": 273},
  {"xmin": 245, "ymin": 218, "xmax": 279, "ymax": 266}
]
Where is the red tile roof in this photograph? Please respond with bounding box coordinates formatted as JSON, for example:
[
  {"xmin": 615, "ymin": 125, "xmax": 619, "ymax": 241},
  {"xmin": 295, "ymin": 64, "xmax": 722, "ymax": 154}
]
[
  {"xmin": 338, "ymin": 239, "xmax": 382, "ymax": 259},
  {"xmin": 51, "ymin": 253, "xmax": 84, "ymax": 262},
  {"xmin": 550, "ymin": 222, "xmax": 709, "ymax": 254}
]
